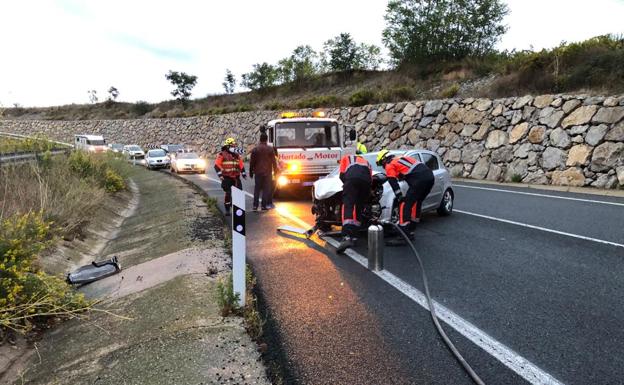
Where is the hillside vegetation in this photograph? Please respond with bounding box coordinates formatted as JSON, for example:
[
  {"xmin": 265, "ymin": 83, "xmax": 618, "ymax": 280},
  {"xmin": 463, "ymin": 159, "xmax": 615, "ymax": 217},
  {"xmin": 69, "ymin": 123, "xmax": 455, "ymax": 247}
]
[{"xmin": 2, "ymin": 35, "xmax": 623, "ymax": 121}]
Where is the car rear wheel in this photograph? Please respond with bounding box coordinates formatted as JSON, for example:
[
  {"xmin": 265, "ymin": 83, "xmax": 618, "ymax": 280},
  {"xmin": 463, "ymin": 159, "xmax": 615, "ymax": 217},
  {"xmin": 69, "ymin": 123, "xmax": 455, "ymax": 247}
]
[{"xmin": 437, "ymin": 189, "xmax": 453, "ymax": 216}]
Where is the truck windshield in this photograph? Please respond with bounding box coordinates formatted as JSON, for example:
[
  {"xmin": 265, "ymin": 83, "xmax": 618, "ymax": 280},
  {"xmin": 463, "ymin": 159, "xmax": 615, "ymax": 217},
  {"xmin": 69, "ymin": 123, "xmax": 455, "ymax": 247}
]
[
  {"xmin": 275, "ymin": 122, "xmax": 340, "ymax": 148},
  {"xmin": 87, "ymin": 139, "xmax": 105, "ymax": 145}
]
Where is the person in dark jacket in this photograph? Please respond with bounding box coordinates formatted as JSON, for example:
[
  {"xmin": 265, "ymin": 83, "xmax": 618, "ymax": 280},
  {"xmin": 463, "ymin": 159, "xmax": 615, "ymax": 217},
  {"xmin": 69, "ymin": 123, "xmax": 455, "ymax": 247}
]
[
  {"xmin": 336, "ymin": 154, "xmax": 372, "ymax": 253},
  {"xmin": 376, "ymin": 149, "xmax": 434, "ymax": 236},
  {"xmin": 249, "ymin": 133, "xmax": 278, "ymax": 211}
]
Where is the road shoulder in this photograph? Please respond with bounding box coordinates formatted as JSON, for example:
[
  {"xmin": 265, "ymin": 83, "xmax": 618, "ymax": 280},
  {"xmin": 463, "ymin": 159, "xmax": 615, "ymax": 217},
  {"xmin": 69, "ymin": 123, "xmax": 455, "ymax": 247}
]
[
  {"xmin": 9, "ymin": 166, "xmax": 269, "ymax": 385},
  {"xmin": 454, "ymin": 177, "xmax": 624, "ymax": 197}
]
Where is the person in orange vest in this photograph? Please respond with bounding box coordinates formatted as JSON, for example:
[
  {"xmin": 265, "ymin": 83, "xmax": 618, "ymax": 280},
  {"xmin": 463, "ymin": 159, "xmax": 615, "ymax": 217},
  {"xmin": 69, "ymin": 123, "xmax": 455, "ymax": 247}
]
[
  {"xmin": 336, "ymin": 154, "xmax": 373, "ymax": 253},
  {"xmin": 376, "ymin": 149, "xmax": 434, "ymax": 238},
  {"xmin": 214, "ymin": 137, "xmax": 246, "ymax": 216}
]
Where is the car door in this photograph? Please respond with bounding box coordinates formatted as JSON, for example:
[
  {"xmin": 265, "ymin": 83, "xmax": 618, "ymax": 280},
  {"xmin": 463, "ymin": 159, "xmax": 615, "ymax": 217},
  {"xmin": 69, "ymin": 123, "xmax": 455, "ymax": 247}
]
[{"xmin": 416, "ymin": 151, "xmax": 444, "ymax": 209}]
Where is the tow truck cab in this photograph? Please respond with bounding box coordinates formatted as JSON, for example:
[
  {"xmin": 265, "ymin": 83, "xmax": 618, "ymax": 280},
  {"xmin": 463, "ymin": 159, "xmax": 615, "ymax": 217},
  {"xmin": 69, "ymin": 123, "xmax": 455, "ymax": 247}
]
[{"xmin": 266, "ymin": 111, "xmax": 357, "ymax": 190}]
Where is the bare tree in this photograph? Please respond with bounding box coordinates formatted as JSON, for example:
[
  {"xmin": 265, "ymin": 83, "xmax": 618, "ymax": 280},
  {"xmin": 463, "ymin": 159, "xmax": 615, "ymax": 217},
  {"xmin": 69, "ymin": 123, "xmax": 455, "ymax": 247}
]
[{"xmin": 88, "ymin": 90, "xmax": 98, "ymax": 104}]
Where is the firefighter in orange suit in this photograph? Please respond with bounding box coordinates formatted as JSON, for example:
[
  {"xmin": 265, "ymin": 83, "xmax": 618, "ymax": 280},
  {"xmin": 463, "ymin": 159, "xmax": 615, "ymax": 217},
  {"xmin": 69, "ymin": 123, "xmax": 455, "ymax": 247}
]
[
  {"xmin": 336, "ymin": 154, "xmax": 372, "ymax": 253},
  {"xmin": 214, "ymin": 137, "xmax": 246, "ymax": 216},
  {"xmin": 376, "ymin": 149, "xmax": 434, "ymax": 237}
]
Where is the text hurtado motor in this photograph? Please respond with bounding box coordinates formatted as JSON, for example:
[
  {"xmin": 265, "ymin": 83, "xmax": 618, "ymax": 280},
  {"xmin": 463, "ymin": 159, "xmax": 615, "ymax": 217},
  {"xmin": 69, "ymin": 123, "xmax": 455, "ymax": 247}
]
[{"xmin": 265, "ymin": 111, "xmax": 358, "ymax": 193}]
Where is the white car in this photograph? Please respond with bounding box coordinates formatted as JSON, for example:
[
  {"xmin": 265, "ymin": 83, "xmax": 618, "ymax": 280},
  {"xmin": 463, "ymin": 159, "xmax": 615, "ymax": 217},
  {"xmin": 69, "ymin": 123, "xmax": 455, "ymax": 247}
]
[
  {"xmin": 144, "ymin": 149, "xmax": 171, "ymax": 170},
  {"xmin": 108, "ymin": 143, "xmax": 124, "ymax": 153},
  {"xmin": 123, "ymin": 145, "xmax": 145, "ymax": 159},
  {"xmin": 170, "ymin": 152, "xmax": 207, "ymax": 174}
]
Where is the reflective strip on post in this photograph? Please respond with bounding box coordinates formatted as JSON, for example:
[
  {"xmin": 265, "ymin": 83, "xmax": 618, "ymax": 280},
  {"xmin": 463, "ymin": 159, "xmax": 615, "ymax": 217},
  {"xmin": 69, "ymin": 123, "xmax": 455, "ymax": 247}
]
[{"xmin": 231, "ymin": 186, "xmax": 246, "ymax": 307}]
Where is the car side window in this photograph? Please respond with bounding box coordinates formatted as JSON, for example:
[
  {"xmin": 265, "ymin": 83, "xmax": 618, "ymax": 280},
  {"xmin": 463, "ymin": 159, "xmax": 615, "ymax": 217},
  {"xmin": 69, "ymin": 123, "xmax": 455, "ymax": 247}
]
[
  {"xmin": 406, "ymin": 152, "xmax": 422, "ymax": 162},
  {"xmin": 420, "ymin": 153, "xmax": 439, "ymax": 170}
]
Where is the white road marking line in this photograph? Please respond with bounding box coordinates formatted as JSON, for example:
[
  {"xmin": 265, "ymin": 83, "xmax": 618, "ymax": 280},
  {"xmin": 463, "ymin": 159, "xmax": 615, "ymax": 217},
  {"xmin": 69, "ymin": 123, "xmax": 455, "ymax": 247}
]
[
  {"xmin": 201, "ymin": 172, "xmax": 569, "ymax": 383},
  {"xmin": 454, "ymin": 184, "xmax": 624, "ymax": 207},
  {"xmin": 273, "ymin": 210, "xmax": 564, "ymax": 385},
  {"xmin": 455, "ymin": 209, "xmax": 624, "ymax": 249}
]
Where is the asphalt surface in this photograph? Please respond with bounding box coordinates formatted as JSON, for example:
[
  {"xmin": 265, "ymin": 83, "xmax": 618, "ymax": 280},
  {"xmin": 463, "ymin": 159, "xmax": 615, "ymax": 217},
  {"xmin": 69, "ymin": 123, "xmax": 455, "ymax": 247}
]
[{"xmin": 169, "ymin": 168, "xmax": 624, "ymax": 385}]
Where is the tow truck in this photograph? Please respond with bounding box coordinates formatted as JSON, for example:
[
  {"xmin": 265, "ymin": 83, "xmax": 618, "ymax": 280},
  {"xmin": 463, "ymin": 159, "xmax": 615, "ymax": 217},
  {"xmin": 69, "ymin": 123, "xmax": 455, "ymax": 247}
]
[{"xmin": 265, "ymin": 111, "xmax": 357, "ymax": 193}]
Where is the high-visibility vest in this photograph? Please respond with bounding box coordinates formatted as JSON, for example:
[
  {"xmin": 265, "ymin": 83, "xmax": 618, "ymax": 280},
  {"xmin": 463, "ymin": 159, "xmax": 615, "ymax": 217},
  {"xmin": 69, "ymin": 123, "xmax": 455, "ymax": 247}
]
[
  {"xmin": 215, "ymin": 151, "xmax": 243, "ymax": 177},
  {"xmin": 339, "ymin": 154, "xmax": 372, "ymax": 181},
  {"xmin": 385, "ymin": 156, "xmax": 420, "ymax": 179}
]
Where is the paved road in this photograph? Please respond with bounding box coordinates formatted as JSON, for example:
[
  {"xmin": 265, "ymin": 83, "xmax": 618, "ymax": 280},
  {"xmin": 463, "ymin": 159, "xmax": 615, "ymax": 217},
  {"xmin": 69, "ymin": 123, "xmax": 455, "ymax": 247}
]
[{"xmin": 171, "ymin": 169, "xmax": 624, "ymax": 385}]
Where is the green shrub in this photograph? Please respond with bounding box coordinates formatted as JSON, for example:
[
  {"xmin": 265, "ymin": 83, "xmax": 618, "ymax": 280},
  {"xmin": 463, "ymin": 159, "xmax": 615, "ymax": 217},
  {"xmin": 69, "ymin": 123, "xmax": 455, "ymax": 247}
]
[
  {"xmin": 104, "ymin": 169, "xmax": 125, "ymax": 192},
  {"xmin": 510, "ymin": 174, "xmax": 523, "ymax": 183},
  {"xmin": 296, "ymin": 95, "xmax": 343, "ymax": 109},
  {"xmin": 380, "ymin": 86, "xmax": 415, "ymax": 102},
  {"xmin": 207, "ymin": 107, "xmax": 227, "ymax": 115},
  {"xmin": 132, "ymin": 101, "xmax": 152, "ymax": 116},
  {"xmin": 264, "ymin": 101, "xmax": 287, "ymax": 110},
  {"xmin": 216, "ymin": 273, "xmax": 240, "ymax": 317},
  {"xmin": 441, "ymin": 83, "xmax": 460, "ymax": 98},
  {"xmin": 493, "ymin": 34, "xmax": 624, "ymax": 95},
  {"xmin": 0, "ymin": 135, "xmax": 60, "ymax": 154},
  {"xmin": 349, "ymin": 89, "xmax": 379, "ymax": 106},
  {"xmin": 234, "ymin": 104, "xmax": 255, "ymax": 112},
  {"xmin": 68, "ymin": 150, "xmax": 95, "ymax": 177},
  {"xmin": 0, "ymin": 212, "xmax": 90, "ymax": 333},
  {"xmin": 67, "ymin": 151, "xmax": 127, "ymax": 193}
]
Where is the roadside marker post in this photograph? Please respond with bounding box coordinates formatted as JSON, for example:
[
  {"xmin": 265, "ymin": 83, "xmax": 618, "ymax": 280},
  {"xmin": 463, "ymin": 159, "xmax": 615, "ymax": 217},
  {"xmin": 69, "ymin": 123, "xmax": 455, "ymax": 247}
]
[
  {"xmin": 231, "ymin": 186, "xmax": 246, "ymax": 307},
  {"xmin": 367, "ymin": 225, "xmax": 384, "ymax": 271}
]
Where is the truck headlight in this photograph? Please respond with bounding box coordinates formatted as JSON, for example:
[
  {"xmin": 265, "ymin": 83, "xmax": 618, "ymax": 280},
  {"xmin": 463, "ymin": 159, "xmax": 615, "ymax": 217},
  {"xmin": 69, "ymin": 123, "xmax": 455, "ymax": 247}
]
[
  {"xmin": 277, "ymin": 175, "xmax": 288, "ymax": 187},
  {"xmin": 197, "ymin": 159, "xmax": 206, "ymax": 168},
  {"xmin": 287, "ymin": 162, "xmax": 300, "ymax": 172}
]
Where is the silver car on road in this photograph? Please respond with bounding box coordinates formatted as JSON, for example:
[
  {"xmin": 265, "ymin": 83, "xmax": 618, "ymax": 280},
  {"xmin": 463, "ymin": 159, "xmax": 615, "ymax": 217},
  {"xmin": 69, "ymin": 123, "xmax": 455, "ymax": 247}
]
[
  {"xmin": 376, "ymin": 149, "xmax": 454, "ymax": 219},
  {"xmin": 313, "ymin": 149, "xmax": 454, "ymax": 224}
]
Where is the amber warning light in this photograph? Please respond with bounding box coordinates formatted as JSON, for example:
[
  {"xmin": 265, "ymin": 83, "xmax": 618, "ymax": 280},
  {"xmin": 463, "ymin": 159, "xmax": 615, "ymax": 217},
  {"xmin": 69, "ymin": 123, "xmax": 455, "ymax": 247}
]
[{"xmin": 280, "ymin": 111, "xmax": 327, "ymax": 119}]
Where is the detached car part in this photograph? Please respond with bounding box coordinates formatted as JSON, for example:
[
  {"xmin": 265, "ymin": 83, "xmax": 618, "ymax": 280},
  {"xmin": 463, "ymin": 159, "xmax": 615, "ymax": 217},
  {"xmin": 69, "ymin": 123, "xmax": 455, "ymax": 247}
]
[{"xmin": 66, "ymin": 256, "xmax": 121, "ymax": 285}]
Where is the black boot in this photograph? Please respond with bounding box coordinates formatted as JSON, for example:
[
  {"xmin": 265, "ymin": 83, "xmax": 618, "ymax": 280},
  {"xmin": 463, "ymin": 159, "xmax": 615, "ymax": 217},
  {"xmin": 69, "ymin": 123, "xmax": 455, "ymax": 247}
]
[{"xmin": 336, "ymin": 236, "xmax": 356, "ymax": 254}]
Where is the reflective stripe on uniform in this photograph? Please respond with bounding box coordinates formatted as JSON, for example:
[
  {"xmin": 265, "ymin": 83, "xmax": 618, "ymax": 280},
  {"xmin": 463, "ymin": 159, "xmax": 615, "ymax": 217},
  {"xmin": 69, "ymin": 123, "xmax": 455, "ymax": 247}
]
[
  {"xmin": 399, "ymin": 202, "xmax": 409, "ymax": 225},
  {"xmin": 222, "ymin": 160, "xmax": 240, "ymax": 173},
  {"xmin": 342, "ymin": 201, "xmax": 361, "ymax": 227},
  {"xmin": 398, "ymin": 158, "xmax": 415, "ymax": 168}
]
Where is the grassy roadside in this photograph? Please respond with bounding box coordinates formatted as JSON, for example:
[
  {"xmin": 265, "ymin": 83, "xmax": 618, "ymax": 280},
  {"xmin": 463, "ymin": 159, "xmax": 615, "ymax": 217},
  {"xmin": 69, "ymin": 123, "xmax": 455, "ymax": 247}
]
[
  {"xmin": 0, "ymin": 136, "xmax": 69, "ymax": 154},
  {"xmin": 96, "ymin": 167, "xmax": 224, "ymax": 267},
  {"xmin": 168, "ymin": 171, "xmax": 290, "ymax": 385},
  {"xmin": 9, "ymin": 167, "xmax": 271, "ymax": 385},
  {"xmin": 0, "ymin": 152, "xmax": 129, "ymax": 336}
]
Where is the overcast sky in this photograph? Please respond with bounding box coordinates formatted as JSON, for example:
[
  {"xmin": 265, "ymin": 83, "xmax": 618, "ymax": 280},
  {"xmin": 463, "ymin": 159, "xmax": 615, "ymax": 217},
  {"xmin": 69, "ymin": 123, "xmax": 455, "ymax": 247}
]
[{"xmin": 1, "ymin": 0, "xmax": 623, "ymax": 107}]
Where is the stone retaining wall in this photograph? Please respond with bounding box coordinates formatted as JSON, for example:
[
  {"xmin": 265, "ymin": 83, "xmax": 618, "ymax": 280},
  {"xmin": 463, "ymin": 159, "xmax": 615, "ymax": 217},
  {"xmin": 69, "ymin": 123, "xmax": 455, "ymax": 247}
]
[{"xmin": 1, "ymin": 94, "xmax": 623, "ymax": 188}]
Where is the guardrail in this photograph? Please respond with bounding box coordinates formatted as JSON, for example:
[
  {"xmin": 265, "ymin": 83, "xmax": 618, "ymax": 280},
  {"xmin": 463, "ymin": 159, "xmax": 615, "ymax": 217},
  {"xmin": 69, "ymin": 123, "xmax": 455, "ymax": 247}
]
[
  {"xmin": 0, "ymin": 131, "xmax": 73, "ymax": 148},
  {"xmin": 0, "ymin": 132, "xmax": 73, "ymax": 164},
  {"xmin": 0, "ymin": 149, "xmax": 71, "ymax": 164}
]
